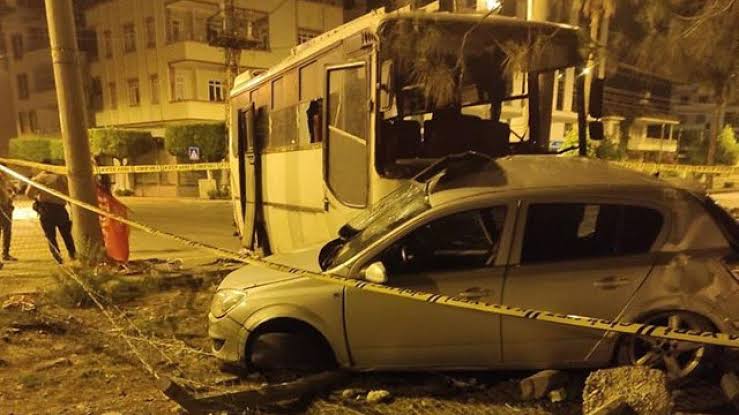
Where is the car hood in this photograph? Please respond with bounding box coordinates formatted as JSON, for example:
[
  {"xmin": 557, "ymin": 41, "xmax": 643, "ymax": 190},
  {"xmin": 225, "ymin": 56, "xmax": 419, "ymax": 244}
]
[{"xmin": 217, "ymin": 244, "xmax": 323, "ymax": 290}]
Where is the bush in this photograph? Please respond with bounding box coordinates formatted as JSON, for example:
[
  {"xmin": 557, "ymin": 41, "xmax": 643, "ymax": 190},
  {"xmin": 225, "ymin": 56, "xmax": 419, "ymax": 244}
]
[
  {"xmin": 560, "ymin": 128, "xmax": 626, "ymax": 160},
  {"xmin": 9, "ymin": 135, "xmax": 65, "ymax": 163},
  {"xmin": 89, "ymin": 128, "xmax": 154, "ymax": 161},
  {"xmin": 164, "ymin": 122, "xmax": 226, "ymax": 162},
  {"xmin": 682, "ymin": 125, "xmax": 738, "ymax": 165}
]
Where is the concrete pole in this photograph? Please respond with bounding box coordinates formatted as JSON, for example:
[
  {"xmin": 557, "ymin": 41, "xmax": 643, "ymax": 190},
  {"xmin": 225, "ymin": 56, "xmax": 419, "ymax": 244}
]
[{"xmin": 45, "ymin": 0, "xmax": 103, "ymax": 253}]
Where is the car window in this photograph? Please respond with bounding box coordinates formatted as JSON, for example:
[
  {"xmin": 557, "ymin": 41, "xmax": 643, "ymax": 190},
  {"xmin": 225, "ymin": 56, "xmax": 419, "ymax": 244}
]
[
  {"xmin": 378, "ymin": 206, "xmax": 507, "ymax": 275},
  {"xmin": 521, "ymin": 203, "xmax": 663, "ymax": 264}
]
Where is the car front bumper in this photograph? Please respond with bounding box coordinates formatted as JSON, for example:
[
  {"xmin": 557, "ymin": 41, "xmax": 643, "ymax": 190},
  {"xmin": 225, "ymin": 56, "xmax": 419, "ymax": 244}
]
[{"xmin": 208, "ymin": 312, "xmax": 250, "ymax": 366}]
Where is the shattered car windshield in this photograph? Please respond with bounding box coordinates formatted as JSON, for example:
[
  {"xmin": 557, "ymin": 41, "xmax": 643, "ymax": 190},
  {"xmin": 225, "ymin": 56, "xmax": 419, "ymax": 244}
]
[{"xmin": 331, "ymin": 183, "xmax": 430, "ymax": 266}]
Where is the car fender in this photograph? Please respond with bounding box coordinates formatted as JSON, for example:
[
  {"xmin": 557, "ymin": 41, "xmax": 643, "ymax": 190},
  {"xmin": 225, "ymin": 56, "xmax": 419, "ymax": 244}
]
[
  {"xmin": 620, "ymin": 294, "xmax": 734, "ymax": 334},
  {"xmin": 242, "ymin": 303, "xmax": 352, "ymax": 366}
]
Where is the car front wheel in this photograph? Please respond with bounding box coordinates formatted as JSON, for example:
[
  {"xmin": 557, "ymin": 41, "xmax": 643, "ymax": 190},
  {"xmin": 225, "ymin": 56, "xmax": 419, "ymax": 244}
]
[{"xmin": 617, "ymin": 311, "xmax": 719, "ymax": 381}]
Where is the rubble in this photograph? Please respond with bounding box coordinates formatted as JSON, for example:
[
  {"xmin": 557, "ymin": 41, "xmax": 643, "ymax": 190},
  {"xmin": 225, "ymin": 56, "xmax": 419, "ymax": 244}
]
[
  {"xmin": 582, "ymin": 366, "xmax": 672, "ymax": 415},
  {"xmin": 519, "ymin": 369, "xmax": 569, "ymax": 400},
  {"xmin": 366, "ymin": 389, "xmax": 392, "ymax": 403},
  {"xmin": 1, "ymin": 295, "xmax": 37, "ymax": 312},
  {"xmin": 721, "ymin": 371, "xmax": 739, "ymax": 410},
  {"xmin": 32, "ymin": 357, "xmax": 72, "ymax": 372}
]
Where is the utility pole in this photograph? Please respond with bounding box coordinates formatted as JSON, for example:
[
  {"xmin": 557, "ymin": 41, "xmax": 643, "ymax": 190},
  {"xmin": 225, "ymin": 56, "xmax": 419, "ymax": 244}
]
[{"xmin": 45, "ymin": 0, "xmax": 103, "ymax": 254}]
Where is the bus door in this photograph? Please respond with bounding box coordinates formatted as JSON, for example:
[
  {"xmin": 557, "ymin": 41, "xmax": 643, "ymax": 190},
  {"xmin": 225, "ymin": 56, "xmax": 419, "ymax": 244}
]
[
  {"xmin": 323, "ymin": 61, "xmax": 370, "ymax": 220},
  {"xmin": 239, "ymin": 102, "xmax": 257, "ymax": 249}
]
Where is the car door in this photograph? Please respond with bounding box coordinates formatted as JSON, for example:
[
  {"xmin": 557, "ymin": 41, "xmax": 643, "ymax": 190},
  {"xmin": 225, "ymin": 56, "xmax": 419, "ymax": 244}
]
[
  {"xmin": 501, "ymin": 199, "xmax": 666, "ymax": 367},
  {"xmin": 344, "ymin": 202, "xmax": 514, "ymax": 369}
]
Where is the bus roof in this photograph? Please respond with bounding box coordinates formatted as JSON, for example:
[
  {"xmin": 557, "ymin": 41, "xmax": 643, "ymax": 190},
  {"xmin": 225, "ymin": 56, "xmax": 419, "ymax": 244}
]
[{"xmin": 230, "ymin": 10, "xmax": 581, "ymax": 98}]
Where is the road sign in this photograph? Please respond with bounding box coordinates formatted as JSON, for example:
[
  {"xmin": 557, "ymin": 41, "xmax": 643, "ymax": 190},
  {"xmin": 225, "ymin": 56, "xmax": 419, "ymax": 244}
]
[{"xmin": 188, "ymin": 146, "xmax": 201, "ymax": 161}]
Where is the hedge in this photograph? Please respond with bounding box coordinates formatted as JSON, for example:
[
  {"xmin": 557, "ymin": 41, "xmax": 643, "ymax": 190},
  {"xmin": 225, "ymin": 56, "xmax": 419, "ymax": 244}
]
[
  {"xmin": 164, "ymin": 122, "xmax": 226, "ymax": 162},
  {"xmin": 9, "ymin": 135, "xmax": 65, "ymax": 163},
  {"xmin": 89, "ymin": 128, "xmax": 154, "ymax": 160}
]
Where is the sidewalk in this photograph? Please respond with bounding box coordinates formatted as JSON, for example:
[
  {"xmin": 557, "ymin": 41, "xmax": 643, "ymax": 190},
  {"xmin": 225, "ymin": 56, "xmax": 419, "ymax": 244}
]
[{"xmin": 0, "ymin": 197, "xmax": 241, "ymax": 295}]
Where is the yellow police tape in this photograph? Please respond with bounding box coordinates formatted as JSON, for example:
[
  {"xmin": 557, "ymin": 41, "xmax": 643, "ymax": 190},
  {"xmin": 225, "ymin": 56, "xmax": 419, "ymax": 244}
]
[
  {"xmin": 0, "ymin": 157, "xmax": 228, "ymax": 176},
  {"xmin": 1, "ymin": 162, "xmax": 738, "ymax": 349},
  {"xmin": 1, "ymin": 156, "xmax": 736, "ymax": 178}
]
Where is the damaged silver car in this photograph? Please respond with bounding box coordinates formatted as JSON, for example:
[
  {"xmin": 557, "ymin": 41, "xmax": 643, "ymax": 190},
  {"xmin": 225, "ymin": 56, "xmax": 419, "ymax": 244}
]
[{"xmin": 209, "ymin": 153, "xmax": 739, "ymax": 380}]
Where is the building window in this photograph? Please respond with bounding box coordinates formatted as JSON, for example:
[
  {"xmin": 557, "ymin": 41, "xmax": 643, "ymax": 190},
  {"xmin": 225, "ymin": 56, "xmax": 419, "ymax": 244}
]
[
  {"xmin": 680, "ymin": 95, "xmax": 689, "ymax": 104},
  {"xmin": 698, "ymin": 95, "xmax": 709, "ymax": 103},
  {"xmin": 695, "ymin": 114, "xmax": 706, "ymax": 124},
  {"xmin": 28, "ymin": 110, "xmax": 38, "ymax": 133},
  {"xmin": 16, "ymin": 73, "xmax": 29, "ymax": 100},
  {"xmin": 169, "ymin": 19, "xmax": 181, "ymax": 43},
  {"xmin": 33, "ymin": 64, "xmax": 55, "ymax": 92},
  {"xmin": 103, "ymin": 30, "xmax": 112, "ymax": 58},
  {"xmin": 108, "ymin": 82, "xmax": 117, "ymax": 109},
  {"xmin": 150, "ymin": 74, "xmax": 160, "ymax": 104},
  {"xmin": 646, "ymin": 124, "xmax": 664, "ymax": 139},
  {"xmin": 123, "ymin": 23, "xmax": 136, "ymax": 53},
  {"xmin": 174, "ymin": 75, "xmax": 185, "ymax": 101},
  {"xmin": 297, "ymin": 28, "xmax": 320, "ymax": 44},
  {"xmin": 90, "ymin": 77, "xmax": 103, "ymax": 111},
  {"xmin": 208, "ymin": 80, "xmax": 224, "ymax": 102},
  {"xmin": 127, "ymin": 79, "xmax": 140, "ymax": 106},
  {"xmin": 17, "ymin": 112, "xmax": 27, "ymax": 134},
  {"xmin": 11, "ymin": 33, "xmax": 23, "ymax": 59},
  {"xmin": 145, "ymin": 17, "xmax": 156, "ymax": 48}
]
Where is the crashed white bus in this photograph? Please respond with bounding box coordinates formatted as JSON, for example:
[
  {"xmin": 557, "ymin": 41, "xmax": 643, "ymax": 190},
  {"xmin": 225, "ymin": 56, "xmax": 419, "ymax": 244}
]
[{"xmin": 229, "ymin": 9, "xmax": 598, "ymax": 254}]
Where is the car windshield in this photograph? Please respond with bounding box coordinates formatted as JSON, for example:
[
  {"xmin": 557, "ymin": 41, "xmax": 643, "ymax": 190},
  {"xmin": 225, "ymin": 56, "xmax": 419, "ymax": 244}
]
[{"xmin": 330, "ymin": 182, "xmax": 431, "ymax": 267}]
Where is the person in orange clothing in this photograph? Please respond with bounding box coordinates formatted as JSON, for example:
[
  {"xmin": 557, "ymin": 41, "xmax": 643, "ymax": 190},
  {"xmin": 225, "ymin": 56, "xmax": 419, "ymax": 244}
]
[{"xmin": 96, "ymin": 174, "xmax": 130, "ymax": 264}]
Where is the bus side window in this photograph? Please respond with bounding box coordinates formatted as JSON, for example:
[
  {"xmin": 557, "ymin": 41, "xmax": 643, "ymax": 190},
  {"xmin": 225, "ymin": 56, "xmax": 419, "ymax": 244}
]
[
  {"xmin": 307, "ymin": 98, "xmax": 323, "ymax": 143},
  {"xmin": 326, "ymin": 64, "xmax": 368, "ymax": 207}
]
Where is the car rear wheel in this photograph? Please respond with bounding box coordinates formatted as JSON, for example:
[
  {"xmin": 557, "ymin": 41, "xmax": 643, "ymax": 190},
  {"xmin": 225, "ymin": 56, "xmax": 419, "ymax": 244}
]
[{"xmin": 617, "ymin": 311, "xmax": 719, "ymax": 381}]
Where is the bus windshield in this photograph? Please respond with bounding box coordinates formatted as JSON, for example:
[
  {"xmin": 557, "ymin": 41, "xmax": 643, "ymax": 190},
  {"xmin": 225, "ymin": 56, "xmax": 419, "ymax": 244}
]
[{"xmin": 376, "ymin": 14, "xmax": 583, "ymax": 177}]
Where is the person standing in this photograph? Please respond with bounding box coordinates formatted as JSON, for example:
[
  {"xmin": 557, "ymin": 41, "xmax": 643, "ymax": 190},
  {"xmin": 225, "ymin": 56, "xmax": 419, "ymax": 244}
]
[
  {"xmin": 26, "ymin": 161, "xmax": 76, "ymax": 264},
  {"xmin": 0, "ymin": 172, "xmax": 16, "ymax": 263}
]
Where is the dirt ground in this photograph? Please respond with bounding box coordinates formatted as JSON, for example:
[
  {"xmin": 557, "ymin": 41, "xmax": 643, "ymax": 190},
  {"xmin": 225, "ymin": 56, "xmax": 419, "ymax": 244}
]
[{"xmin": 0, "ymin": 268, "xmax": 735, "ymax": 415}]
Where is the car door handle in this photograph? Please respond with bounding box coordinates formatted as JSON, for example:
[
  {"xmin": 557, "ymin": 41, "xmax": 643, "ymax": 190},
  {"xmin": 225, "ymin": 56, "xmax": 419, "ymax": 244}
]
[
  {"xmin": 593, "ymin": 276, "xmax": 631, "ymax": 290},
  {"xmin": 458, "ymin": 287, "xmax": 492, "ymax": 299}
]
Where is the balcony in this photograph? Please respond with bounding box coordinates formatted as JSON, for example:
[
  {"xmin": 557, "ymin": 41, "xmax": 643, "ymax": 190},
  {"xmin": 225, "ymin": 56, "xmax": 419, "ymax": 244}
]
[
  {"xmin": 94, "ymin": 99, "xmax": 224, "ymax": 127},
  {"xmin": 627, "ymin": 137, "xmax": 678, "ymax": 153}
]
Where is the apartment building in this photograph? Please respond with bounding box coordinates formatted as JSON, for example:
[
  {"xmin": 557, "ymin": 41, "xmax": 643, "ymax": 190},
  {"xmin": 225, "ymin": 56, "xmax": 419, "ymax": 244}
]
[
  {"xmin": 85, "ymin": 0, "xmax": 345, "ymax": 135},
  {"xmin": 0, "ymin": 0, "xmax": 60, "ymax": 137},
  {"xmin": 602, "ymin": 64, "xmax": 679, "ymax": 160}
]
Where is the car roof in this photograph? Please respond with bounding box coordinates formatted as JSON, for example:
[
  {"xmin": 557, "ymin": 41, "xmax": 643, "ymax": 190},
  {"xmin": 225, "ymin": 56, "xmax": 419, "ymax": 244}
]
[{"xmin": 428, "ymin": 155, "xmax": 682, "ymax": 204}]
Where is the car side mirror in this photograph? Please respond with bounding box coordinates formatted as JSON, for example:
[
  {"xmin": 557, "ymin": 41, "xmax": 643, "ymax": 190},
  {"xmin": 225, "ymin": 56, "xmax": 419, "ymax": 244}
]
[
  {"xmin": 363, "ymin": 262, "xmax": 388, "ymax": 284},
  {"xmin": 589, "ymin": 121, "xmax": 604, "ymax": 141}
]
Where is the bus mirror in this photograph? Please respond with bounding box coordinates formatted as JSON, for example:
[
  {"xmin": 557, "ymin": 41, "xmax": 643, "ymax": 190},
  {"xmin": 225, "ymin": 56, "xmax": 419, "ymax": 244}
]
[
  {"xmin": 589, "ymin": 77, "xmax": 604, "ymax": 119},
  {"xmin": 380, "ymin": 60, "xmax": 394, "ymax": 111},
  {"xmin": 589, "ymin": 121, "xmax": 604, "ymax": 141}
]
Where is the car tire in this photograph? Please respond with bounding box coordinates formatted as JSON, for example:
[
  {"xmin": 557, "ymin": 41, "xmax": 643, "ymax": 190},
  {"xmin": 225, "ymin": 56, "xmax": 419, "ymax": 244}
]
[
  {"xmin": 246, "ymin": 325, "xmax": 336, "ymax": 374},
  {"xmin": 615, "ymin": 310, "xmax": 720, "ymax": 382}
]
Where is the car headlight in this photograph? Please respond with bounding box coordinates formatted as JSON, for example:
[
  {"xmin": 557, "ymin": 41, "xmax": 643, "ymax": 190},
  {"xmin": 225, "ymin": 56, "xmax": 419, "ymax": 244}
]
[{"xmin": 210, "ymin": 289, "xmax": 247, "ymax": 318}]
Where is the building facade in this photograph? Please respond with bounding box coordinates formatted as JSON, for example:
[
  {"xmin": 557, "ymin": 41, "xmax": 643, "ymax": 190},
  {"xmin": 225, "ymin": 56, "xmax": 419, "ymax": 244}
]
[
  {"xmin": 0, "ymin": 0, "xmax": 60, "ymax": 138},
  {"xmin": 602, "ymin": 64, "xmax": 679, "ymax": 161},
  {"xmin": 85, "ymin": 0, "xmax": 345, "ymax": 135}
]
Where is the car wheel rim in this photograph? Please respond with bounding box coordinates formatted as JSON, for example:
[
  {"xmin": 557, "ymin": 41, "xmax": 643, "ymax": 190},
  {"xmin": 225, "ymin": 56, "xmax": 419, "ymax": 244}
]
[{"xmin": 628, "ymin": 313, "xmax": 707, "ymax": 380}]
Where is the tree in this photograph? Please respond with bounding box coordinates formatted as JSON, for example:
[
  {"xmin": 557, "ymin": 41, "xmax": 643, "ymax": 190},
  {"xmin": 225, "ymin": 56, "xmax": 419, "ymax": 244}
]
[
  {"xmin": 560, "ymin": 127, "xmax": 625, "ymax": 160},
  {"xmin": 608, "ymin": 0, "xmax": 738, "ymax": 167},
  {"xmin": 164, "ymin": 122, "xmax": 226, "ymax": 162},
  {"xmin": 681, "ymin": 125, "xmax": 738, "ymax": 165},
  {"xmin": 88, "ymin": 128, "xmax": 154, "ymax": 162}
]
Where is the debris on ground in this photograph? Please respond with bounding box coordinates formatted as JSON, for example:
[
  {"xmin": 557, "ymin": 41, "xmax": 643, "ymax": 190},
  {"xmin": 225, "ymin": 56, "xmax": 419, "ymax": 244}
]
[
  {"xmin": 582, "ymin": 366, "xmax": 672, "ymax": 415},
  {"xmin": 721, "ymin": 371, "xmax": 739, "ymax": 410},
  {"xmin": 520, "ymin": 369, "xmax": 569, "ymax": 400},
  {"xmin": 1, "ymin": 295, "xmax": 36, "ymax": 312},
  {"xmin": 366, "ymin": 389, "xmax": 392, "ymax": 404},
  {"xmin": 32, "ymin": 357, "xmax": 72, "ymax": 372},
  {"xmin": 548, "ymin": 387, "xmax": 567, "ymax": 403}
]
